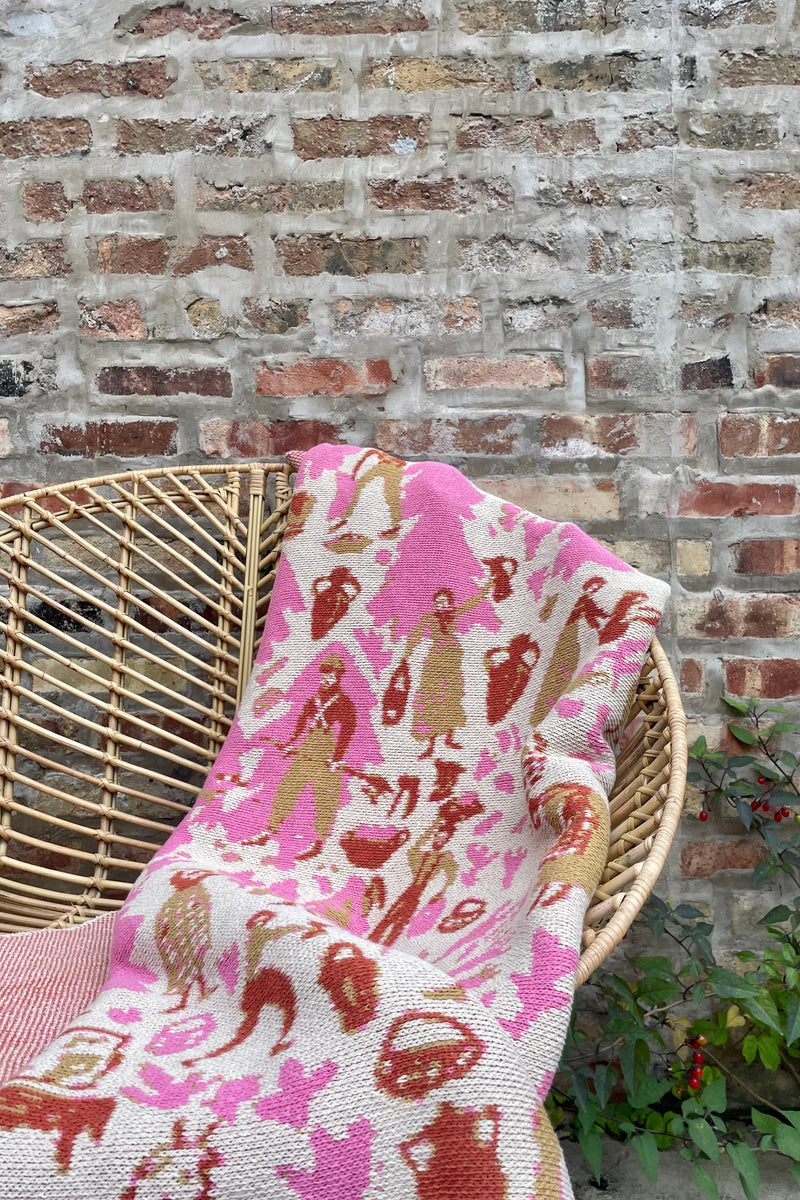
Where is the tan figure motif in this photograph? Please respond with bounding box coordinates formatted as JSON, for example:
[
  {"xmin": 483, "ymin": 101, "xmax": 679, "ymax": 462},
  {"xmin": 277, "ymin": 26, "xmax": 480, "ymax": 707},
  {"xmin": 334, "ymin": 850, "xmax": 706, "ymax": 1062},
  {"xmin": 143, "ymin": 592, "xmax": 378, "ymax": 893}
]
[
  {"xmin": 529, "ymin": 577, "xmax": 609, "ymax": 729},
  {"xmin": 155, "ymin": 870, "xmax": 216, "ymax": 1013},
  {"xmin": 406, "ymin": 582, "xmax": 493, "ymax": 760},
  {"xmin": 247, "ymin": 655, "xmax": 357, "ymax": 859},
  {"xmin": 526, "ymin": 780, "xmax": 610, "ymax": 910},
  {"xmin": 330, "ymin": 448, "xmax": 405, "ymax": 538}
]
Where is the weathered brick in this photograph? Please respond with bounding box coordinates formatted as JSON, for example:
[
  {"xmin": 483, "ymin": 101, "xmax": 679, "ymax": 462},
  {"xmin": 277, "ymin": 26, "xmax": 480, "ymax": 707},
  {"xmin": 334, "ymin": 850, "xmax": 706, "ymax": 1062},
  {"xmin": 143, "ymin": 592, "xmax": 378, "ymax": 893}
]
[
  {"xmin": 681, "ymin": 839, "xmax": 766, "ymax": 878},
  {"xmin": 587, "ymin": 299, "xmax": 640, "ymax": 328},
  {"xmin": 752, "ymin": 299, "xmax": 800, "ymax": 327},
  {"xmin": 278, "ymin": 235, "xmax": 425, "ymax": 276},
  {"xmin": 540, "ymin": 413, "xmax": 695, "ymax": 457},
  {"xmin": 27, "ymin": 59, "xmax": 174, "ymax": 98},
  {"xmin": 334, "ymin": 296, "xmax": 481, "ymax": 337},
  {"xmin": 96, "ymin": 235, "xmax": 170, "ymax": 275},
  {"xmin": 603, "ymin": 539, "xmax": 669, "ymax": 576},
  {"xmin": 293, "ymin": 116, "xmax": 429, "ymax": 159},
  {"xmin": 425, "ymin": 355, "xmax": 563, "ymax": 391},
  {"xmin": 681, "ymin": 299, "xmax": 735, "ymax": 330},
  {"xmin": 587, "ymin": 356, "xmax": 662, "ymax": 394},
  {"xmin": 368, "ymin": 177, "xmax": 512, "ymax": 213},
  {"xmin": 459, "ymin": 236, "xmax": 557, "ymax": 274},
  {"xmin": 97, "ymin": 366, "xmax": 232, "ymax": 397},
  {"xmin": 683, "ymin": 240, "xmax": 772, "ymax": 275},
  {"xmin": 503, "ymin": 297, "xmax": 574, "ymax": 334},
  {"xmin": 0, "ymin": 118, "xmax": 91, "ymax": 159},
  {"xmin": 41, "ymin": 419, "xmax": 179, "ymax": 457},
  {"xmin": 732, "ymin": 539, "xmax": 800, "ymax": 575},
  {"xmin": 725, "ymin": 658, "xmax": 800, "ymax": 699},
  {"xmin": 677, "ymin": 540, "xmax": 712, "ymax": 576},
  {"xmin": 616, "ymin": 115, "xmax": 678, "ymax": 150},
  {"xmin": 0, "ymin": 360, "xmax": 36, "ymax": 398},
  {"xmin": 0, "ymin": 241, "xmax": 69, "ymax": 279},
  {"xmin": 677, "ymin": 595, "xmax": 799, "ymax": 638},
  {"xmin": 173, "ymin": 236, "xmax": 253, "ymax": 276},
  {"xmin": 718, "ymin": 51, "xmax": 800, "ymax": 87},
  {"xmin": 200, "ymin": 418, "xmax": 340, "ymax": 458},
  {"xmin": 79, "ymin": 300, "xmax": 147, "ymax": 340},
  {"xmin": 680, "ymin": 657, "xmax": 705, "ymax": 694},
  {"xmin": 196, "ymin": 181, "xmax": 343, "ymax": 213},
  {"xmin": 117, "ymin": 118, "xmax": 272, "ymax": 156},
  {"xmin": 588, "ymin": 237, "xmax": 672, "ymax": 274},
  {"xmin": 365, "ymin": 56, "xmax": 514, "ymax": 92},
  {"xmin": 684, "ymin": 113, "xmax": 778, "ymax": 150},
  {"xmin": 255, "ymin": 358, "xmax": 394, "ymax": 398},
  {"xmin": 196, "ymin": 59, "xmax": 338, "ymax": 92},
  {"xmin": 119, "ymin": 4, "xmax": 249, "ymax": 38},
  {"xmin": 23, "ymin": 182, "xmax": 72, "ymax": 222},
  {"xmin": 272, "ymin": 2, "xmax": 428, "ymax": 34},
  {"xmin": 681, "ymin": 357, "xmax": 734, "ymax": 390},
  {"xmin": 82, "ymin": 177, "xmax": 174, "ymax": 213},
  {"xmin": 0, "ymin": 303, "xmax": 59, "ymax": 335},
  {"xmin": 680, "ymin": 1, "xmax": 776, "ymax": 26},
  {"xmin": 731, "ymin": 173, "xmax": 800, "ymax": 209},
  {"xmin": 720, "ymin": 413, "xmax": 799, "ymax": 457},
  {"xmin": 185, "ymin": 299, "xmax": 229, "ymax": 337},
  {"xmin": 377, "ymin": 415, "xmax": 522, "ymax": 457},
  {"xmin": 754, "ymin": 356, "xmax": 800, "ymax": 388},
  {"xmin": 476, "ymin": 476, "xmax": 619, "ymax": 521},
  {"xmin": 528, "ymin": 54, "xmax": 667, "ymax": 92},
  {"xmin": 677, "ymin": 479, "xmax": 798, "ymax": 517},
  {"xmin": 456, "ymin": 0, "xmax": 608, "ymax": 33},
  {"xmin": 455, "ymin": 114, "xmax": 598, "ymax": 154},
  {"xmin": 243, "ymin": 299, "xmax": 309, "ymax": 334}
]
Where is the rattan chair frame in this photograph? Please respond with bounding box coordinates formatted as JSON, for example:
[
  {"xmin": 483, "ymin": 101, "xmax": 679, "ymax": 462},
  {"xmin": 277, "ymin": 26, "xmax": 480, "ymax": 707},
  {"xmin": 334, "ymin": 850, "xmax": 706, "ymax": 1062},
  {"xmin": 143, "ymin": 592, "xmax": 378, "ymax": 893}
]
[{"xmin": 0, "ymin": 463, "xmax": 686, "ymax": 982}]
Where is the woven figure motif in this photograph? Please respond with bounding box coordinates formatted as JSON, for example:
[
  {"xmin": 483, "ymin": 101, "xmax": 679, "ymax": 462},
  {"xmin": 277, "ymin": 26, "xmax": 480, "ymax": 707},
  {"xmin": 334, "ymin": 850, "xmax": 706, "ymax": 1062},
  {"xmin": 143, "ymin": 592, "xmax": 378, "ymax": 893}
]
[{"xmin": 0, "ymin": 444, "xmax": 670, "ymax": 1198}]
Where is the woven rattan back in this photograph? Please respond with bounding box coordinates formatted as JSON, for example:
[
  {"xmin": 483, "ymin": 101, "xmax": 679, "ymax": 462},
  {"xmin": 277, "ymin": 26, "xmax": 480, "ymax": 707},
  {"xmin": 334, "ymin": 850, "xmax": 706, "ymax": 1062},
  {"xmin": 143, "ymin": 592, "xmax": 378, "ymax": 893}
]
[{"xmin": 0, "ymin": 464, "xmax": 686, "ymax": 978}]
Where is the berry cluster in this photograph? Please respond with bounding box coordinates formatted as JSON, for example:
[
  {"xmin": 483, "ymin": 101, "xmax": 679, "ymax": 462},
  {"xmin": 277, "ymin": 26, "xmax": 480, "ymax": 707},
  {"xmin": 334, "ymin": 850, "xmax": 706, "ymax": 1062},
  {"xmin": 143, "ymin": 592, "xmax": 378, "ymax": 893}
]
[{"xmin": 670, "ymin": 1032, "xmax": 708, "ymax": 1094}]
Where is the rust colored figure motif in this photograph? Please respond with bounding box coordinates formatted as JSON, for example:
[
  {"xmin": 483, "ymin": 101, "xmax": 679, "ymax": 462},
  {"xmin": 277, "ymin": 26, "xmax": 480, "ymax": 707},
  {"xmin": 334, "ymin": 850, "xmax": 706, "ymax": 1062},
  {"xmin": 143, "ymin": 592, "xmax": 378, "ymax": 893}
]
[
  {"xmin": 484, "ymin": 633, "xmax": 540, "ymax": 725},
  {"xmin": 318, "ymin": 942, "xmax": 380, "ymax": 1033},
  {"xmin": 331, "ymin": 448, "xmax": 405, "ymax": 538},
  {"xmin": 155, "ymin": 870, "xmax": 216, "ymax": 1013},
  {"xmin": 284, "ymin": 489, "xmax": 315, "ymax": 541},
  {"xmin": 481, "ymin": 556, "xmax": 518, "ymax": 603},
  {"xmin": 438, "ymin": 897, "xmax": 487, "ymax": 933},
  {"xmin": 527, "ymin": 780, "xmax": 610, "ymax": 910},
  {"xmin": 310, "ymin": 566, "xmax": 361, "ymax": 640},
  {"xmin": 375, "ymin": 1012, "xmax": 484, "ymax": 1100},
  {"xmin": 0, "ymin": 1085, "xmax": 116, "ymax": 1173},
  {"xmin": 400, "ymin": 1102, "xmax": 507, "ymax": 1200},
  {"xmin": 381, "ymin": 658, "xmax": 411, "ymax": 726},
  {"xmin": 406, "ymin": 582, "xmax": 492, "ymax": 760},
  {"xmin": 530, "ymin": 578, "xmax": 609, "ymax": 728}
]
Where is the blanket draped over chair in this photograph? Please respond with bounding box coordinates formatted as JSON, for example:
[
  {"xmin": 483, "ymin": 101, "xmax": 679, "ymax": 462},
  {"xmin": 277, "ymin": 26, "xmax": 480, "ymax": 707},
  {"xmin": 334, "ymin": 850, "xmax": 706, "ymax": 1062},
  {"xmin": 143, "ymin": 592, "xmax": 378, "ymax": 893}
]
[{"xmin": 0, "ymin": 444, "xmax": 670, "ymax": 1199}]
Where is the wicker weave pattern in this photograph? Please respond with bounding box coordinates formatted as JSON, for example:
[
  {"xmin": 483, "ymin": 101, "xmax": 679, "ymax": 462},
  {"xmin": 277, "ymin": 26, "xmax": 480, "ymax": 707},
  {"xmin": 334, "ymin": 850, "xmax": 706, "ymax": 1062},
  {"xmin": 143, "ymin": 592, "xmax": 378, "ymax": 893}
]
[{"xmin": 0, "ymin": 465, "xmax": 686, "ymax": 980}]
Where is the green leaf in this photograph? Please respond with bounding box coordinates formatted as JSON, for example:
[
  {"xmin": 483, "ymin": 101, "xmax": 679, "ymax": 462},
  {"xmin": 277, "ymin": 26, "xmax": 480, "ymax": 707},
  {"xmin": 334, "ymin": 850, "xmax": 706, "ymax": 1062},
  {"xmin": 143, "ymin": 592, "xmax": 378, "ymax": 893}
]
[
  {"xmin": 742, "ymin": 1034, "xmax": 758, "ymax": 1064},
  {"xmin": 702, "ymin": 1076, "xmax": 727, "ymax": 1113},
  {"xmin": 783, "ymin": 993, "xmax": 799, "ymax": 1047},
  {"xmin": 791, "ymin": 1162, "xmax": 800, "ymax": 1188},
  {"xmin": 694, "ymin": 1161, "xmax": 720, "ymax": 1200},
  {"xmin": 774, "ymin": 1125, "xmax": 800, "ymax": 1161},
  {"xmin": 759, "ymin": 905, "xmax": 792, "ymax": 925},
  {"xmin": 747, "ymin": 998, "xmax": 784, "ymax": 1037},
  {"xmin": 781, "ymin": 1111, "xmax": 800, "ymax": 1131},
  {"xmin": 751, "ymin": 1109, "xmax": 782, "ymax": 1135},
  {"xmin": 630, "ymin": 1075, "xmax": 673, "ymax": 1109},
  {"xmin": 757, "ymin": 1035, "xmax": 781, "ymax": 1070},
  {"xmin": 727, "ymin": 1142, "xmax": 759, "ymax": 1200},
  {"xmin": 768, "ymin": 722, "xmax": 797, "ymax": 735},
  {"xmin": 592, "ymin": 1063, "xmax": 615, "ymax": 1110},
  {"xmin": 619, "ymin": 1037, "xmax": 649, "ymax": 1097},
  {"xmin": 691, "ymin": 735, "xmax": 708, "ymax": 756},
  {"xmin": 728, "ymin": 724, "xmax": 758, "ymax": 745},
  {"xmin": 578, "ymin": 1128, "xmax": 603, "ymax": 1183},
  {"xmin": 688, "ymin": 1118, "xmax": 720, "ymax": 1164},
  {"xmin": 722, "ymin": 696, "xmax": 751, "ymax": 714},
  {"xmin": 632, "ymin": 1132, "xmax": 659, "ymax": 1185},
  {"xmin": 708, "ymin": 968, "xmax": 760, "ymax": 1000}
]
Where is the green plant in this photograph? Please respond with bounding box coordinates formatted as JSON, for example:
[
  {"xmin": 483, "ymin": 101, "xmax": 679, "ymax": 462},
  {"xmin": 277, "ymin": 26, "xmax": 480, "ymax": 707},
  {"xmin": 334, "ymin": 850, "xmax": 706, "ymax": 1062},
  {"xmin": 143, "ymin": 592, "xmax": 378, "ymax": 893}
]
[{"xmin": 550, "ymin": 699, "xmax": 800, "ymax": 1199}]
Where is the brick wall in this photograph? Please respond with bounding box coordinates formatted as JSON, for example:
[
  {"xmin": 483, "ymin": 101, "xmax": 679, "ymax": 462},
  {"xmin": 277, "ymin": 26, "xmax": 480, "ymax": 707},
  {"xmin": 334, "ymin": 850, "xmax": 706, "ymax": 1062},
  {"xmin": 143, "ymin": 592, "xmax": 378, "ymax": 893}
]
[{"xmin": 1, "ymin": 1, "xmax": 798, "ymax": 940}]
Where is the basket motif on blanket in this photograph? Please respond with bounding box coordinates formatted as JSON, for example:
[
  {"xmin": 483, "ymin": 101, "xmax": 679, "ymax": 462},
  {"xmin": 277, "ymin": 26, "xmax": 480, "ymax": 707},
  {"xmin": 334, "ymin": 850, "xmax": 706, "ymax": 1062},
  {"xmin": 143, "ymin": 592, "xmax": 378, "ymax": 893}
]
[{"xmin": 0, "ymin": 445, "xmax": 670, "ymax": 1199}]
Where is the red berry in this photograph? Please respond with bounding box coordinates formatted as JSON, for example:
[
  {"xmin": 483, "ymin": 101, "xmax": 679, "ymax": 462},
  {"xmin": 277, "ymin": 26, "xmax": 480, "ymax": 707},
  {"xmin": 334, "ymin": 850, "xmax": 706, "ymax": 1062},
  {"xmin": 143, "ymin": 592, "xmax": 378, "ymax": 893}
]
[
  {"xmin": 699, "ymin": 811, "xmax": 708, "ymax": 822},
  {"xmin": 689, "ymin": 1038, "xmax": 701, "ymax": 1049},
  {"xmin": 751, "ymin": 800, "xmax": 760, "ymax": 811},
  {"xmin": 758, "ymin": 776, "xmax": 766, "ymax": 784},
  {"xmin": 781, "ymin": 807, "xmax": 791, "ymax": 818},
  {"xmin": 775, "ymin": 813, "xmax": 783, "ymax": 823},
  {"xmin": 692, "ymin": 1051, "xmax": 704, "ymax": 1064},
  {"xmin": 688, "ymin": 1077, "xmax": 701, "ymax": 1090}
]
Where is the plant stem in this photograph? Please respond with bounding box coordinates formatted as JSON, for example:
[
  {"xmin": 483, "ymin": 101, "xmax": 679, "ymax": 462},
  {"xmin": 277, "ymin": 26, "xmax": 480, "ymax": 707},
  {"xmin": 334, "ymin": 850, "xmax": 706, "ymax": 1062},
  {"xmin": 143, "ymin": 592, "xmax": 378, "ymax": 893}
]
[{"xmin": 701, "ymin": 1046, "xmax": 787, "ymax": 1117}]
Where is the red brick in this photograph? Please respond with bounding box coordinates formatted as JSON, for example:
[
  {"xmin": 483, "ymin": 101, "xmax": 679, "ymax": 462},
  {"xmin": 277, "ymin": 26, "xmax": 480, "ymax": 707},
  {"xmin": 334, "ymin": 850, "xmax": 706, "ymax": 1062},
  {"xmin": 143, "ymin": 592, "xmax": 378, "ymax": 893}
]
[
  {"xmin": 425, "ymin": 356, "xmax": 563, "ymax": 391},
  {"xmin": 616, "ymin": 115, "xmax": 678, "ymax": 150},
  {"xmin": 718, "ymin": 50, "xmax": 800, "ymax": 87},
  {"xmin": 278, "ymin": 235, "xmax": 424, "ymax": 276},
  {"xmin": 0, "ymin": 303, "xmax": 59, "ymax": 335},
  {"xmin": 200, "ymin": 419, "xmax": 340, "ymax": 458},
  {"xmin": 731, "ymin": 173, "xmax": 800, "ymax": 209},
  {"xmin": 79, "ymin": 301, "xmax": 147, "ymax": 340},
  {"xmin": 678, "ymin": 479, "xmax": 799, "ymax": 517},
  {"xmin": 117, "ymin": 118, "xmax": 272, "ymax": 156},
  {"xmin": 377, "ymin": 415, "xmax": 522, "ymax": 457},
  {"xmin": 678, "ymin": 595, "xmax": 799, "ymax": 639},
  {"xmin": 720, "ymin": 412, "xmax": 800, "ymax": 457},
  {"xmin": 96, "ymin": 235, "xmax": 170, "ymax": 275},
  {"xmin": 368, "ymin": 177, "xmax": 512, "ymax": 213},
  {"xmin": 120, "ymin": 4, "xmax": 249, "ymax": 38},
  {"xmin": 725, "ymin": 658, "xmax": 800, "ymax": 699},
  {"xmin": 196, "ymin": 59, "xmax": 338, "ymax": 92},
  {"xmin": 97, "ymin": 366, "xmax": 232, "ymax": 397},
  {"xmin": 732, "ymin": 539, "xmax": 800, "ymax": 576},
  {"xmin": 681, "ymin": 357, "xmax": 734, "ymax": 390},
  {"xmin": 680, "ymin": 658, "xmax": 705, "ymax": 694},
  {"xmin": 0, "ymin": 118, "xmax": 91, "ymax": 159},
  {"xmin": 196, "ymin": 180, "xmax": 343, "ymax": 213},
  {"xmin": 27, "ymin": 59, "xmax": 174, "ymax": 98},
  {"xmin": 256, "ymin": 358, "xmax": 394, "ymax": 398},
  {"xmin": 455, "ymin": 114, "xmax": 598, "ymax": 154},
  {"xmin": 273, "ymin": 2, "xmax": 427, "ymax": 33},
  {"xmin": 587, "ymin": 300, "xmax": 637, "ymax": 328},
  {"xmin": 587, "ymin": 356, "xmax": 661, "ymax": 393},
  {"xmin": 293, "ymin": 115, "xmax": 430, "ymax": 159},
  {"xmin": 754, "ymin": 355, "xmax": 800, "ymax": 388},
  {"xmin": 474, "ymin": 476, "xmax": 619, "ymax": 521},
  {"xmin": 23, "ymin": 182, "xmax": 71, "ymax": 223},
  {"xmin": 82, "ymin": 177, "xmax": 174, "ymax": 213},
  {"xmin": 173, "ymin": 236, "xmax": 253, "ymax": 276},
  {"xmin": 681, "ymin": 839, "xmax": 766, "ymax": 878},
  {"xmin": 0, "ymin": 241, "xmax": 69, "ymax": 279},
  {"xmin": 40, "ymin": 420, "xmax": 179, "ymax": 458},
  {"xmin": 541, "ymin": 413, "xmax": 696, "ymax": 458}
]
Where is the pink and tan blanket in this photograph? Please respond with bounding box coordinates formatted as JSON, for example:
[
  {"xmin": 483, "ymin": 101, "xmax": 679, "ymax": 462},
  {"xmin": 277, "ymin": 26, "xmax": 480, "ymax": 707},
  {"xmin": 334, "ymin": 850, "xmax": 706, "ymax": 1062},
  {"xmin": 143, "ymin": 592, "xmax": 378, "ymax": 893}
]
[{"xmin": 0, "ymin": 444, "xmax": 670, "ymax": 1198}]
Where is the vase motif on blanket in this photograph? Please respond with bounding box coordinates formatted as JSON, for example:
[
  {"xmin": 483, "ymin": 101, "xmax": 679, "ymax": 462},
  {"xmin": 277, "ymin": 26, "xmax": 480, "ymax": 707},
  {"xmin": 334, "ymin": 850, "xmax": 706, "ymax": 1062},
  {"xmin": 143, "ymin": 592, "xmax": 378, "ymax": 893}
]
[{"xmin": 0, "ymin": 444, "xmax": 670, "ymax": 1199}]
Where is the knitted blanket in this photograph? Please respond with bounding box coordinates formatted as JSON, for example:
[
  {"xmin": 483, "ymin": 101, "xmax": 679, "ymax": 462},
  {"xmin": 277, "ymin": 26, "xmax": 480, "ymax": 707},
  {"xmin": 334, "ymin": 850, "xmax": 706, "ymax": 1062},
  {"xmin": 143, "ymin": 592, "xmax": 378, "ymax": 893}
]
[{"xmin": 0, "ymin": 444, "xmax": 670, "ymax": 1199}]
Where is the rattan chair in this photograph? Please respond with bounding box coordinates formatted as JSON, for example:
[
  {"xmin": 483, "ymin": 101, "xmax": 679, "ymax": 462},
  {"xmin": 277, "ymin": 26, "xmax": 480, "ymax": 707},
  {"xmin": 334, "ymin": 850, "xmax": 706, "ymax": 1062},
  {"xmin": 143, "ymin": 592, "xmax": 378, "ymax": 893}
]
[{"xmin": 0, "ymin": 463, "xmax": 686, "ymax": 983}]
